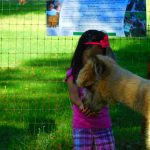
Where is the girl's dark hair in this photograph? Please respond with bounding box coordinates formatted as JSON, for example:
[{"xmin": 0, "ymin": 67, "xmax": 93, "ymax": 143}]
[{"xmin": 70, "ymin": 30, "xmax": 116, "ymax": 83}]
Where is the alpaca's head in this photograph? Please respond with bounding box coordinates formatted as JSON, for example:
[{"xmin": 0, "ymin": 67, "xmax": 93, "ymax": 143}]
[
  {"xmin": 76, "ymin": 55, "xmax": 115, "ymax": 112},
  {"xmin": 77, "ymin": 55, "xmax": 113, "ymax": 89}
]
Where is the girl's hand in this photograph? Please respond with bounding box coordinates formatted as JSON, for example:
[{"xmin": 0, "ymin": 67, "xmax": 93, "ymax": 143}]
[
  {"xmin": 82, "ymin": 107, "xmax": 99, "ymax": 117},
  {"xmin": 88, "ymin": 111, "xmax": 99, "ymax": 117},
  {"xmin": 78, "ymin": 101, "xmax": 84, "ymax": 111},
  {"xmin": 78, "ymin": 102, "xmax": 99, "ymax": 117}
]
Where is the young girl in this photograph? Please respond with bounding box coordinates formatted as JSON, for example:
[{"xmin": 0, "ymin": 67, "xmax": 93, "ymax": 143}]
[{"xmin": 66, "ymin": 30, "xmax": 116, "ymax": 150}]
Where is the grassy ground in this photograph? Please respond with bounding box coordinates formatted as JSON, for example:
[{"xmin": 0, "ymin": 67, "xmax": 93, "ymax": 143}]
[{"xmin": 0, "ymin": 1, "xmax": 150, "ymax": 150}]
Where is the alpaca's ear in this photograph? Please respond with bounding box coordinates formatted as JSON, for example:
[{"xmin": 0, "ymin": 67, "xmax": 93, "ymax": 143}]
[{"xmin": 91, "ymin": 55, "xmax": 106, "ymax": 78}]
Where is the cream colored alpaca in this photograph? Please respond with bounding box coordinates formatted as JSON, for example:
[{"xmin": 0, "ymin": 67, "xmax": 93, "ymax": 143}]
[{"xmin": 77, "ymin": 55, "xmax": 150, "ymax": 150}]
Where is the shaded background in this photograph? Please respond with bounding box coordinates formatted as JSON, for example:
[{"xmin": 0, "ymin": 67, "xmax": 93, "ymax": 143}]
[{"xmin": 0, "ymin": 0, "xmax": 150, "ymax": 149}]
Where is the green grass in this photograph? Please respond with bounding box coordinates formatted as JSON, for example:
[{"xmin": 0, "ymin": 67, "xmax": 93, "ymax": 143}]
[{"xmin": 0, "ymin": 1, "xmax": 150, "ymax": 149}]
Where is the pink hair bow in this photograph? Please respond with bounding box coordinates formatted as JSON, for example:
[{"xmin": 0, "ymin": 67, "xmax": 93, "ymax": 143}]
[
  {"xmin": 84, "ymin": 34, "xmax": 110, "ymax": 48},
  {"xmin": 100, "ymin": 34, "xmax": 110, "ymax": 48}
]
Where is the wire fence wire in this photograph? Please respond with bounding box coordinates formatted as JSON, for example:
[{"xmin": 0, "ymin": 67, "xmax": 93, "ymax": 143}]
[{"xmin": 0, "ymin": 0, "xmax": 150, "ymax": 149}]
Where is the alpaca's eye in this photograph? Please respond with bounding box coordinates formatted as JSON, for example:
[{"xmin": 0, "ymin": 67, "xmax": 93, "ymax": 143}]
[
  {"xmin": 85, "ymin": 85, "xmax": 93, "ymax": 90},
  {"xmin": 83, "ymin": 80, "xmax": 88, "ymax": 86}
]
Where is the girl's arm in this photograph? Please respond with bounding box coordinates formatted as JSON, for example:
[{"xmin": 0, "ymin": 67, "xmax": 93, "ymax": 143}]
[
  {"xmin": 66, "ymin": 77, "xmax": 84, "ymax": 110},
  {"xmin": 66, "ymin": 78, "xmax": 96, "ymax": 116}
]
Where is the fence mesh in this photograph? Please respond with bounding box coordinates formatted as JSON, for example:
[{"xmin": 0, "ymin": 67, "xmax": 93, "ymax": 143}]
[{"xmin": 0, "ymin": 0, "xmax": 150, "ymax": 149}]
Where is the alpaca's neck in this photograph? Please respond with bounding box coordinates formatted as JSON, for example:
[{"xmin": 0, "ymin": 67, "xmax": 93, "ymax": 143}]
[
  {"xmin": 112, "ymin": 66, "xmax": 150, "ymax": 117},
  {"xmin": 119, "ymin": 97, "xmax": 146, "ymax": 116},
  {"xmin": 146, "ymin": 110, "xmax": 150, "ymax": 149}
]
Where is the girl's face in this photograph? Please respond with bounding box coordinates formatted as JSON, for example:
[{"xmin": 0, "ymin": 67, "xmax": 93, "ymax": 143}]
[
  {"xmin": 82, "ymin": 49, "xmax": 91, "ymax": 65},
  {"xmin": 82, "ymin": 45, "xmax": 104, "ymax": 65}
]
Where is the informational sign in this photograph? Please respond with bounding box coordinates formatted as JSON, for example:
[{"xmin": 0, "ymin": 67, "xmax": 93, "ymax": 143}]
[{"xmin": 46, "ymin": 0, "xmax": 146, "ymax": 37}]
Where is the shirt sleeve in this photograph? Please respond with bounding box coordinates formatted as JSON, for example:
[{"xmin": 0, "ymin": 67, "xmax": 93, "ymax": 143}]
[{"xmin": 65, "ymin": 68, "xmax": 74, "ymax": 82}]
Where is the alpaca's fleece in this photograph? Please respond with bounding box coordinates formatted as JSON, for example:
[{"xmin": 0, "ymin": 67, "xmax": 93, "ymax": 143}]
[
  {"xmin": 77, "ymin": 55, "xmax": 150, "ymax": 149},
  {"xmin": 77, "ymin": 55, "xmax": 150, "ymax": 117}
]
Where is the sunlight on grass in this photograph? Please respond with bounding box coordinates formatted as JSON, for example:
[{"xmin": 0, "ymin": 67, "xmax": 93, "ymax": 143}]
[{"xmin": 0, "ymin": 1, "xmax": 150, "ymax": 149}]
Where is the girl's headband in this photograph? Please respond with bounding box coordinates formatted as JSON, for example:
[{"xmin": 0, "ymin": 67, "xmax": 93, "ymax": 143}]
[{"xmin": 84, "ymin": 34, "xmax": 110, "ymax": 48}]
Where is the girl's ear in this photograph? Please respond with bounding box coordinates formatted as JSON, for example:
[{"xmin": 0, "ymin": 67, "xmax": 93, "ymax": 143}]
[
  {"xmin": 91, "ymin": 55, "xmax": 106, "ymax": 78},
  {"xmin": 105, "ymin": 47, "xmax": 116, "ymax": 61}
]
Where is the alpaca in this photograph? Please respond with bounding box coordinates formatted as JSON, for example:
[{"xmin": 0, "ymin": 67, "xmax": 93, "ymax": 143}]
[{"xmin": 77, "ymin": 55, "xmax": 150, "ymax": 149}]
